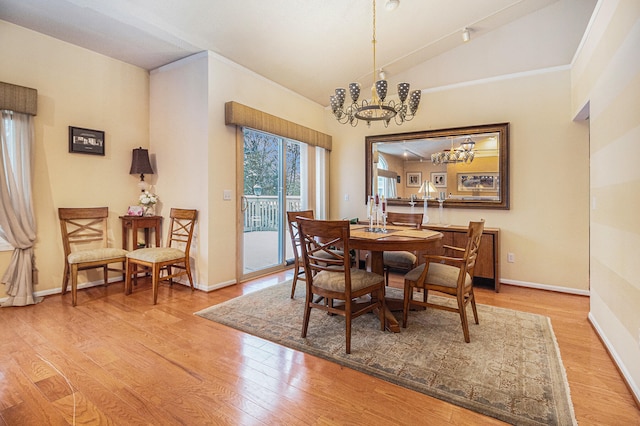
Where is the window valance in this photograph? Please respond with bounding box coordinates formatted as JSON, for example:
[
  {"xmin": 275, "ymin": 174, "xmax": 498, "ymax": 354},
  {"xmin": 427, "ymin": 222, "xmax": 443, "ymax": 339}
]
[
  {"xmin": 0, "ymin": 82, "xmax": 37, "ymax": 116},
  {"xmin": 225, "ymin": 101, "xmax": 331, "ymax": 151},
  {"xmin": 378, "ymin": 169, "xmax": 398, "ymax": 179}
]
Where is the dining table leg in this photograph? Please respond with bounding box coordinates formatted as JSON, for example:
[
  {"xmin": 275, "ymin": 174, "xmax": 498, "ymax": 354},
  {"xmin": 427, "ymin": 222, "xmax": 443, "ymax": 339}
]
[{"xmin": 367, "ymin": 250, "xmax": 402, "ymax": 333}]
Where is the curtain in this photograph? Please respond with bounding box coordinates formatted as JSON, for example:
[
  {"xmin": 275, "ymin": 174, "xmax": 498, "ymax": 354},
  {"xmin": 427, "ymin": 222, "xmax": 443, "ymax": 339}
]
[
  {"xmin": 385, "ymin": 177, "xmax": 397, "ymax": 199},
  {"xmin": 0, "ymin": 110, "xmax": 41, "ymax": 306}
]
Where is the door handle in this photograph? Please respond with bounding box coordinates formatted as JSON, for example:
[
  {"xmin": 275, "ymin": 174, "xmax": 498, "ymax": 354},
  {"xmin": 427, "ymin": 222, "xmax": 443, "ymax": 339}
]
[{"xmin": 240, "ymin": 195, "xmax": 248, "ymax": 212}]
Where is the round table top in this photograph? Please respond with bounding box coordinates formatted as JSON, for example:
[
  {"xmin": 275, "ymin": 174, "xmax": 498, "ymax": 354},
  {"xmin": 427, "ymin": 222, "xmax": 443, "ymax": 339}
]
[{"xmin": 348, "ymin": 225, "xmax": 442, "ymax": 252}]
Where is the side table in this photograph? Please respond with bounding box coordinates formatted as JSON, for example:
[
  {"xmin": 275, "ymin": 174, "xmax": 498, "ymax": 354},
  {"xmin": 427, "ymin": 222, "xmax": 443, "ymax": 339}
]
[{"xmin": 119, "ymin": 215, "xmax": 162, "ymax": 251}]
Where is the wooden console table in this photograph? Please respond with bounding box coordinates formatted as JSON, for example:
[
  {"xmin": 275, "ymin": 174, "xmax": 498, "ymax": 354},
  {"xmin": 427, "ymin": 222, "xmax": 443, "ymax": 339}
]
[
  {"xmin": 422, "ymin": 224, "xmax": 501, "ymax": 292},
  {"xmin": 119, "ymin": 215, "xmax": 162, "ymax": 251}
]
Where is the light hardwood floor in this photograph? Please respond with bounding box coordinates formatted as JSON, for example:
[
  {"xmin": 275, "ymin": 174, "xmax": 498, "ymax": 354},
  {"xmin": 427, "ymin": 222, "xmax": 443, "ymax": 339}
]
[{"xmin": 0, "ymin": 272, "xmax": 638, "ymax": 425}]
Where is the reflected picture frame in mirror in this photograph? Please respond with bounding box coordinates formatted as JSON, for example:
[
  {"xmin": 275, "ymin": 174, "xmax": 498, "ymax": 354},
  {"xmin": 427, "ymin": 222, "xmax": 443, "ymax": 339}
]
[{"xmin": 365, "ymin": 123, "xmax": 509, "ymax": 209}]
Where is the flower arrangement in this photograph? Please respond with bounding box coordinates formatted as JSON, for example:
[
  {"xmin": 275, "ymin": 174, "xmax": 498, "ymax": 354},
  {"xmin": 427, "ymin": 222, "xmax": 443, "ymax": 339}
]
[{"xmin": 139, "ymin": 190, "xmax": 158, "ymax": 207}]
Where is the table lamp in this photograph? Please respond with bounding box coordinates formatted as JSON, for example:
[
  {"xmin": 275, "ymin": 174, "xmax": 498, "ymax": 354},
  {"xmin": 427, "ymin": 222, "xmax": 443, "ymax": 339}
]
[
  {"xmin": 419, "ymin": 180, "xmax": 438, "ymax": 223},
  {"xmin": 129, "ymin": 147, "xmax": 154, "ymax": 192}
]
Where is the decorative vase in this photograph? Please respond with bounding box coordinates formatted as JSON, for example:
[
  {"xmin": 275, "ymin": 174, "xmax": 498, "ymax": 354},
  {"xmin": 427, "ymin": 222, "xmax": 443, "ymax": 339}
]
[{"xmin": 143, "ymin": 205, "xmax": 155, "ymax": 216}]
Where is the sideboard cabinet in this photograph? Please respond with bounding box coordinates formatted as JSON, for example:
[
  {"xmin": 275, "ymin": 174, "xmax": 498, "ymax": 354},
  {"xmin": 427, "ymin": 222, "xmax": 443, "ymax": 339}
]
[{"xmin": 421, "ymin": 224, "xmax": 501, "ymax": 292}]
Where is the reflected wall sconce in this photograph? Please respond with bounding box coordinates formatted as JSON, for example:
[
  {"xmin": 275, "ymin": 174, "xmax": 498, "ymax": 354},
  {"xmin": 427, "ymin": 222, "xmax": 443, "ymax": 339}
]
[{"xmin": 129, "ymin": 147, "xmax": 154, "ymax": 192}]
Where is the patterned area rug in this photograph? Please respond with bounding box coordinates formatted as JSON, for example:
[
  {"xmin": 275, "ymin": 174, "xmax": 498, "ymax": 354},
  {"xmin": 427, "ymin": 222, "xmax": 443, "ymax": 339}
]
[{"xmin": 195, "ymin": 282, "xmax": 576, "ymax": 425}]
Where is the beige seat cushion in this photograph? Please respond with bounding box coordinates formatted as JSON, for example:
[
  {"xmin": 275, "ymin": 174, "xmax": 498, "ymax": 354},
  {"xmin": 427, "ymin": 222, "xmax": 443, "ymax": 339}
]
[
  {"xmin": 68, "ymin": 248, "xmax": 128, "ymax": 264},
  {"xmin": 404, "ymin": 262, "xmax": 471, "ymax": 288},
  {"xmin": 127, "ymin": 247, "xmax": 185, "ymax": 263},
  {"xmin": 383, "ymin": 251, "xmax": 417, "ymax": 269},
  {"xmin": 312, "ymin": 268, "xmax": 383, "ymax": 292}
]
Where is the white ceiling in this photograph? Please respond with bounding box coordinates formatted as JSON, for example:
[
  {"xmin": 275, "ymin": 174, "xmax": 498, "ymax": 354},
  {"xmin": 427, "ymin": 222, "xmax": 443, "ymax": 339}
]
[{"xmin": 0, "ymin": 0, "xmax": 596, "ymax": 106}]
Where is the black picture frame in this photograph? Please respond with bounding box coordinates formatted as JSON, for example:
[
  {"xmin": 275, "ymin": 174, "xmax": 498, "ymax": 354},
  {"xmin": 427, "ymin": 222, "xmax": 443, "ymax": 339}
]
[{"xmin": 69, "ymin": 126, "xmax": 105, "ymax": 156}]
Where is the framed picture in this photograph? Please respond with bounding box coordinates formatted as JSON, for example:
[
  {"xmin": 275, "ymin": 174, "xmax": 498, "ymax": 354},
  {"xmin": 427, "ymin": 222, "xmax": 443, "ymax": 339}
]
[
  {"xmin": 431, "ymin": 172, "xmax": 447, "ymax": 188},
  {"xmin": 406, "ymin": 172, "xmax": 422, "ymax": 188},
  {"xmin": 69, "ymin": 126, "xmax": 105, "ymax": 155},
  {"xmin": 457, "ymin": 173, "xmax": 499, "ymax": 192}
]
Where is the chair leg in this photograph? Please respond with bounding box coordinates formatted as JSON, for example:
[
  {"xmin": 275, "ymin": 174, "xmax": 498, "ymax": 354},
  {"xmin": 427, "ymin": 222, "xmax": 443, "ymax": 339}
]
[
  {"xmin": 301, "ymin": 293, "xmax": 312, "ymax": 338},
  {"xmin": 62, "ymin": 263, "xmax": 69, "ymax": 294},
  {"xmin": 470, "ymin": 288, "xmax": 479, "ymax": 324},
  {"xmin": 125, "ymin": 259, "xmax": 132, "ymax": 295},
  {"xmin": 378, "ymin": 287, "xmax": 385, "ymax": 331},
  {"xmin": 458, "ymin": 293, "xmax": 471, "ymax": 343},
  {"xmin": 152, "ymin": 263, "xmax": 161, "ymax": 305},
  {"xmin": 345, "ymin": 298, "xmax": 352, "ymax": 354},
  {"xmin": 185, "ymin": 261, "xmax": 195, "ymax": 291},
  {"xmin": 71, "ymin": 264, "xmax": 78, "ymax": 307},
  {"xmin": 402, "ymin": 280, "xmax": 411, "ymax": 328},
  {"xmin": 103, "ymin": 265, "xmax": 108, "ymax": 287},
  {"xmin": 290, "ymin": 265, "xmax": 299, "ymax": 299}
]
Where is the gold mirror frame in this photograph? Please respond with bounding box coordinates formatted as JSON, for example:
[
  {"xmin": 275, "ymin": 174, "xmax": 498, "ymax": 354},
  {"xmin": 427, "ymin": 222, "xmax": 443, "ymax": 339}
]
[{"xmin": 365, "ymin": 123, "xmax": 509, "ymax": 209}]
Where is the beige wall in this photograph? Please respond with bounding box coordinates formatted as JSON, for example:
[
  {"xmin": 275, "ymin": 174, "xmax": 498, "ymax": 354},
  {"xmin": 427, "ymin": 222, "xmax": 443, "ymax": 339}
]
[
  {"xmin": 572, "ymin": 0, "xmax": 640, "ymax": 401},
  {"xmin": 149, "ymin": 51, "xmax": 329, "ymax": 290},
  {"xmin": 328, "ymin": 69, "xmax": 590, "ymax": 293},
  {"xmin": 0, "ymin": 21, "xmax": 149, "ymax": 299}
]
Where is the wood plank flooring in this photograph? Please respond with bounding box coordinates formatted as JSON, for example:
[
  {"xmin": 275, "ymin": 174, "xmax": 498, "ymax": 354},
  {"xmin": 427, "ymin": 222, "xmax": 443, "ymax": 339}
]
[{"xmin": 0, "ymin": 272, "xmax": 638, "ymax": 425}]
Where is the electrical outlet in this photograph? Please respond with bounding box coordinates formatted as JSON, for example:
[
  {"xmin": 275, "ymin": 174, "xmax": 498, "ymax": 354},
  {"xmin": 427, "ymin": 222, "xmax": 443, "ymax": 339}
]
[{"xmin": 507, "ymin": 252, "xmax": 515, "ymax": 263}]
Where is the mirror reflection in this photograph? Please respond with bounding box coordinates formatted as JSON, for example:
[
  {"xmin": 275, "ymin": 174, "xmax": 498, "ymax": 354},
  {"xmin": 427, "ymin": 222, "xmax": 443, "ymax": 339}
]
[{"xmin": 365, "ymin": 123, "xmax": 509, "ymax": 209}]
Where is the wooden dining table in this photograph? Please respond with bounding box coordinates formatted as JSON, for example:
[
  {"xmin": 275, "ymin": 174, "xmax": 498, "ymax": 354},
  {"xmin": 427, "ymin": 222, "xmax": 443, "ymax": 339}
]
[{"xmin": 349, "ymin": 224, "xmax": 443, "ymax": 332}]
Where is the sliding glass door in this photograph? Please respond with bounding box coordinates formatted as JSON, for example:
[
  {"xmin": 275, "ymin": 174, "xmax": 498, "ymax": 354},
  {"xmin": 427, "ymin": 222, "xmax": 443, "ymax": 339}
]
[{"xmin": 240, "ymin": 128, "xmax": 305, "ymax": 279}]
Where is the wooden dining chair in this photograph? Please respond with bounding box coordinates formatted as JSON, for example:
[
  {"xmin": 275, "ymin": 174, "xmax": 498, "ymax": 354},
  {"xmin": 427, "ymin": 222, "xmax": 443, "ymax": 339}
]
[
  {"xmin": 402, "ymin": 220, "xmax": 484, "ymax": 342},
  {"xmin": 125, "ymin": 208, "xmax": 197, "ymax": 304},
  {"xmin": 382, "ymin": 211, "xmax": 423, "ymax": 285},
  {"xmin": 58, "ymin": 207, "xmax": 128, "ymax": 306},
  {"xmin": 297, "ymin": 217, "xmax": 385, "ymax": 354},
  {"xmin": 286, "ymin": 210, "xmax": 315, "ymax": 299}
]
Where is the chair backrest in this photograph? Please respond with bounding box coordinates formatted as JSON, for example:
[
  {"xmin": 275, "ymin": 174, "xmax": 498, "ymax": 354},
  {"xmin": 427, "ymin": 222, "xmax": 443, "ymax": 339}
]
[
  {"xmin": 286, "ymin": 210, "xmax": 314, "ymax": 263},
  {"xmin": 58, "ymin": 207, "xmax": 110, "ymax": 257},
  {"xmin": 166, "ymin": 208, "xmax": 198, "ymax": 254},
  {"xmin": 297, "ymin": 217, "xmax": 352, "ymax": 294},
  {"xmin": 462, "ymin": 220, "xmax": 485, "ymax": 279},
  {"xmin": 386, "ymin": 212, "xmax": 423, "ymax": 229}
]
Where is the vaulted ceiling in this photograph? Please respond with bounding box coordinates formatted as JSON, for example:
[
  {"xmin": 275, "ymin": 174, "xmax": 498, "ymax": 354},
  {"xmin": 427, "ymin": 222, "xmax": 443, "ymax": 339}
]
[{"xmin": 0, "ymin": 0, "xmax": 597, "ymax": 106}]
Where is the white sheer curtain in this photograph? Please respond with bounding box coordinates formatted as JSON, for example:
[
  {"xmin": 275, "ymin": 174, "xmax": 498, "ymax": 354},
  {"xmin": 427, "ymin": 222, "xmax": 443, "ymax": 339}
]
[
  {"xmin": 0, "ymin": 110, "xmax": 41, "ymax": 306},
  {"xmin": 315, "ymin": 146, "xmax": 327, "ymax": 219}
]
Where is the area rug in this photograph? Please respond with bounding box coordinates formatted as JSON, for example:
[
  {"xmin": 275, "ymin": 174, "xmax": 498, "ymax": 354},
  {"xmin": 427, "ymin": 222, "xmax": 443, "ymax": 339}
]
[{"xmin": 195, "ymin": 281, "xmax": 576, "ymax": 425}]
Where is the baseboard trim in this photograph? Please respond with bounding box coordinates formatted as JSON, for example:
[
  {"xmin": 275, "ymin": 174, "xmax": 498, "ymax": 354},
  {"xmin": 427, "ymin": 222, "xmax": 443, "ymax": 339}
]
[
  {"xmin": 500, "ymin": 278, "xmax": 590, "ymax": 296},
  {"xmin": 588, "ymin": 313, "xmax": 640, "ymax": 409}
]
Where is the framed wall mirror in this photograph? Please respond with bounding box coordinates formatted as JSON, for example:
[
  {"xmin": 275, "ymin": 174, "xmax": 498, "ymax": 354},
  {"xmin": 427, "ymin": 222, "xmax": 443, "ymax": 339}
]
[{"xmin": 365, "ymin": 123, "xmax": 509, "ymax": 209}]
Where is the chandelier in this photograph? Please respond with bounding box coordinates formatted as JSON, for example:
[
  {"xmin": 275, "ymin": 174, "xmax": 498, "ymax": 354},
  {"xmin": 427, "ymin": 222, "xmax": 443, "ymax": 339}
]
[
  {"xmin": 431, "ymin": 137, "xmax": 476, "ymax": 165},
  {"xmin": 329, "ymin": 0, "xmax": 421, "ymax": 127}
]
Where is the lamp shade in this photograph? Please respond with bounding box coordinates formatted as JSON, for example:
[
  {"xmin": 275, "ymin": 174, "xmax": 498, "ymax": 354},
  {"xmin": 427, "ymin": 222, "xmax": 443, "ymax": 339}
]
[
  {"xmin": 130, "ymin": 147, "xmax": 153, "ymax": 175},
  {"xmin": 419, "ymin": 181, "xmax": 437, "ymax": 198}
]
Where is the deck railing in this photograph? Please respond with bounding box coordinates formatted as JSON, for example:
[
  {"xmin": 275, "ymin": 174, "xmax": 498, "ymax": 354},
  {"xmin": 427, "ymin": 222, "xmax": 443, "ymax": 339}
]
[{"xmin": 244, "ymin": 196, "xmax": 301, "ymax": 231}]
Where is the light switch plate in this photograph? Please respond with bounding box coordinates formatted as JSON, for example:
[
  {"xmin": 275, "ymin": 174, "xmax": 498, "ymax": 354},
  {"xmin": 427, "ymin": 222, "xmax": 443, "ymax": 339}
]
[{"xmin": 223, "ymin": 190, "xmax": 232, "ymax": 200}]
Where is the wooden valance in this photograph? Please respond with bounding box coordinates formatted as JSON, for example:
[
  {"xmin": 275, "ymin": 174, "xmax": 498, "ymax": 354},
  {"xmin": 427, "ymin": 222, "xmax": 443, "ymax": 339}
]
[
  {"xmin": 225, "ymin": 101, "xmax": 331, "ymax": 151},
  {"xmin": 0, "ymin": 82, "xmax": 37, "ymax": 116},
  {"xmin": 378, "ymin": 169, "xmax": 398, "ymax": 179}
]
